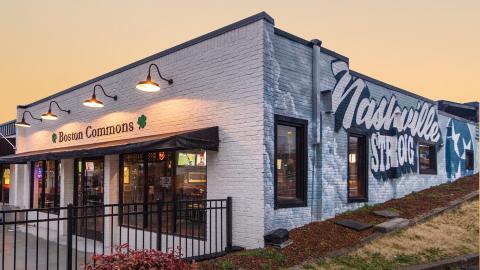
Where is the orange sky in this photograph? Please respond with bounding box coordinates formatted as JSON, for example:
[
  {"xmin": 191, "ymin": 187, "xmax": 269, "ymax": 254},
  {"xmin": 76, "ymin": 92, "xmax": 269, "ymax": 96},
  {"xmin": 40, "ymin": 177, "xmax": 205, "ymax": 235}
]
[{"xmin": 1, "ymin": 1, "xmax": 479, "ymax": 123}]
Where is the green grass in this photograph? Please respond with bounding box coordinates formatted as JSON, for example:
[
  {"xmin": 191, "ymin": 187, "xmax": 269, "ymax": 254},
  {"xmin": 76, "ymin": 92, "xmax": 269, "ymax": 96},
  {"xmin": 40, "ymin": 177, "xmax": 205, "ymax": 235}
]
[
  {"xmin": 239, "ymin": 248, "xmax": 286, "ymax": 265},
  {"xmin": 343, "ymin": 203, "xmax": 373, "ymax": 216},
  {"xmin": 422, "ymin": 247, "xmax": 444, "ymax": 261},
  {"xmin": 216, "ymin": 259, "xmax": 234, "ymax": 270}
]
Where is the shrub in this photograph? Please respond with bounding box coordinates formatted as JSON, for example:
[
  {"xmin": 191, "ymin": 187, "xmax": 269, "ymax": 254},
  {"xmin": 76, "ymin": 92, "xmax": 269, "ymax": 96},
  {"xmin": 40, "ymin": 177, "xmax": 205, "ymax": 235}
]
[{"xmin": 83, "ymin": 243, "xmax": 197, "ymax": 270}]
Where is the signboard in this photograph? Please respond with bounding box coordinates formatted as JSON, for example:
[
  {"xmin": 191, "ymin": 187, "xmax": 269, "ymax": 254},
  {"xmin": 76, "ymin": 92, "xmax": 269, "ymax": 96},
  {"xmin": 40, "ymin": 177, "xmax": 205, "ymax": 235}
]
[{"xmin": 52, "ymin": 114, "xmax": 147, "ymax": 144}]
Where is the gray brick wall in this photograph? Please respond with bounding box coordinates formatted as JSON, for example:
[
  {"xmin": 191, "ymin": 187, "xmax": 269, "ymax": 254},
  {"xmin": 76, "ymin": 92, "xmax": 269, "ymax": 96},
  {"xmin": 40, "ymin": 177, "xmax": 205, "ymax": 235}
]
[{"xmin": 263, "ymin": 26, "xmax": 314, "ymax": 233}]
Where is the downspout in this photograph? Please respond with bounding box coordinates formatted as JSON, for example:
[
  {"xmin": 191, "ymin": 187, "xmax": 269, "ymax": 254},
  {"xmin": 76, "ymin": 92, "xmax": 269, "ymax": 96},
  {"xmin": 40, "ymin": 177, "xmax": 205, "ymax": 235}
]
[{"xmin": 311, "ymin": 39, "xmax": 322, "ymax": 221}]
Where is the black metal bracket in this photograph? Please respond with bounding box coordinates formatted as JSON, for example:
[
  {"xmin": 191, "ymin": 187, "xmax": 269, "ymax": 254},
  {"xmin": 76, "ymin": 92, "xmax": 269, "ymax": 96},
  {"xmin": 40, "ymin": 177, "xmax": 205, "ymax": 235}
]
[
  {"xmin": 93, "ymin": 84, "xmax": 118, "ymax": 101},
  {"xmin": 148, "ymin": 63, "xmax": 173, "ymax": 85},
  {"xmin": 21, "ymin": 110, "xmax": 42, "ymax": 122},
  {"xmin": 48, "ymin": 100, "xmax": 71, "ymax": 114}
]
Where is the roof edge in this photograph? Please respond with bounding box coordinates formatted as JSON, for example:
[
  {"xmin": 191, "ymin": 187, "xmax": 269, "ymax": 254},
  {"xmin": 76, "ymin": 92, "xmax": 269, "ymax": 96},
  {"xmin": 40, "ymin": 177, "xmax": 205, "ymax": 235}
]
[
  {"xmin": 18, "ymin": 12, "xmax": 274, "ymax": 109},
  {"xmin": 439, "ymin": 110, "xmax": 479, "ymax": 125},
  {"xmin": 273, "ymin": 27, "xmax": 350, "ymax": 63},
  {"xmin": 0, "ymin": 120, "xmax": 16, "ymax": 126},
  {"xmin": 349, "ymin": 70, "xmax": 434, "ymax": 104}
]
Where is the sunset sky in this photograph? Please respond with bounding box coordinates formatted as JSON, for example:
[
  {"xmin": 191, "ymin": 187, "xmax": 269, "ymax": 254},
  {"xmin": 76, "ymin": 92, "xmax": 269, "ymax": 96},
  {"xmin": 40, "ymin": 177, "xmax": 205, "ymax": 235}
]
[{"xmin": 1, "ymin": 0, "xmax": 479, "ymax": 123}]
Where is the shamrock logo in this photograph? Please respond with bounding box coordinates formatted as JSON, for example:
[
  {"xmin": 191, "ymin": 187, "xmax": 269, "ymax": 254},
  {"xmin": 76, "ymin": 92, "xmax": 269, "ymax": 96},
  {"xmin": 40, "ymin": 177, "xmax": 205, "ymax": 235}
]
[
  {"xmin": 137, "ymin": 115, "xmax": 147, "ymax": 129},
  {"xmin": 52, "ymin": 133, "xmax": 57, "ymax": 143}
]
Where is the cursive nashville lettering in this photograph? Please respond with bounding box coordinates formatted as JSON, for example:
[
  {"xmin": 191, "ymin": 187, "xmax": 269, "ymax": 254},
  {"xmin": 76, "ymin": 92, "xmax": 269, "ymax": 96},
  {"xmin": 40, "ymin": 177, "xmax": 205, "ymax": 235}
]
[{"xmin": 331, "ymin": 60, "xmax": 442, "ymax": 180}]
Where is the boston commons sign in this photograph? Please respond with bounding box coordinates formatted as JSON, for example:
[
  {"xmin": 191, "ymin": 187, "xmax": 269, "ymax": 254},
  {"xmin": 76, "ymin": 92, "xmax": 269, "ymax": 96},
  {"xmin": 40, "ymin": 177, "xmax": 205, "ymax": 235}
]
[{"xmin": 52, "ymin": 114, "xmax": 147, "ymax": 144}]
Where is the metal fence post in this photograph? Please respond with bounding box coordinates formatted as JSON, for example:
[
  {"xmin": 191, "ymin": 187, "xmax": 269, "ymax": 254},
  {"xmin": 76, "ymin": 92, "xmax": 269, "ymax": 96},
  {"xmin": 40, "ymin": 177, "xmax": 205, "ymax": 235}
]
[
  {"xmin": 67, "ymin": 204, "xmax": 74, "ymax": 270},
  {"xmin": 226, "ymin": 197, "xmax": 233, "ymax": 252},
  {"xmin": 156, "ymin": 199, "xmax": 163, "ymax": 251}
]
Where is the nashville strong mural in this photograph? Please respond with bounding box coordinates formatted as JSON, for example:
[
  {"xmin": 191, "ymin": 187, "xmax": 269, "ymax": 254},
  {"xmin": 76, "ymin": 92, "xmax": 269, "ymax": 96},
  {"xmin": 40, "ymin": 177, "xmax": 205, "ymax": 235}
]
[{"xmin": 331, "ymin": 61, "xmax": 442, "ymax": 180}]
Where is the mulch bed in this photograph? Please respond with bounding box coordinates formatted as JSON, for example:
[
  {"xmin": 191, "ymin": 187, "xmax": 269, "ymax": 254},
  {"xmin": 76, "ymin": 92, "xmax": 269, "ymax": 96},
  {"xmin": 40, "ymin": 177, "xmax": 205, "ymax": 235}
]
[{"xmin": 199, "ymin": 174, "xmax": 479, "ymax": 270}]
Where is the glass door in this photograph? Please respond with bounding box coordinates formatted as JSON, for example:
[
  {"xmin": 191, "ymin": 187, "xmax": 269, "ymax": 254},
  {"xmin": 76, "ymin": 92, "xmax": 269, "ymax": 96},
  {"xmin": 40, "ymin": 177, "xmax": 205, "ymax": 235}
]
[{"xmin": 75, "ymin": 157, "xmax": 104, "ymax": 241}]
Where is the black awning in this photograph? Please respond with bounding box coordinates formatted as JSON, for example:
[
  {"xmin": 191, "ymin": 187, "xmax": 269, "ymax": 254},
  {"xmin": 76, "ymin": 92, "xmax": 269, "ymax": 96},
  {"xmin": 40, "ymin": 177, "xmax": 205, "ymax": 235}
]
[{"xmin": 0, "ymin": 127, "xmax": 218, "ymax": 164}]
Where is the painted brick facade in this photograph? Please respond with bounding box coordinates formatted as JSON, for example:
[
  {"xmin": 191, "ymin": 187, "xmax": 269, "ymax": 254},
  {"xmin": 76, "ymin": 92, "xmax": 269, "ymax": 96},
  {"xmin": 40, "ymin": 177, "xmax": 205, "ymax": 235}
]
[
  {"xmin": 14, "ymin": 19, "xmax": 269, "ymax": 249},
  {"xmin": 5, "ymin": 12, "xmax": 479, "ymax": 250}
]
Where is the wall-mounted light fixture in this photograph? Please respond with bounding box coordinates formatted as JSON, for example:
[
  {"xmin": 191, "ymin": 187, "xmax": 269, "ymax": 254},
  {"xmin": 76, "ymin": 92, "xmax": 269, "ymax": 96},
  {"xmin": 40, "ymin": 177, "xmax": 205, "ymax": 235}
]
[
  {"xmin": 42, "ymin": 101, "xmax": 71, "ymax": 120},
  {"xmin": 83, "ymin": 84, "xmax": 118, "ymax": 108},
  {"xmin": 136, "ymin": 63, "xmax": 173, "ymax": 92},
  {"xmin": 15, "ymin": 110, "xmax": 42, "ymax": 128}
]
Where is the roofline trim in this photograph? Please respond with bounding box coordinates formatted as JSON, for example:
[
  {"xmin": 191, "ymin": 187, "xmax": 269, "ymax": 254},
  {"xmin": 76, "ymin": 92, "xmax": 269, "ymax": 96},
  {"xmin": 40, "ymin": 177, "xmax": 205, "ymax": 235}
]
[
  {"xmin": 439, "ymin": 110, "xmax": 479, "ymax": 125},
  {"xmin": 349, "ymin": 70, "xmax": 434, "ymax": 104},
  {"xmin": 0, "ymin": 120, "xmax": 16, "ymax": 126},
  {"xmin": 437, "ymin": 100, "xmax": 478, "ymax": 111},
  {"xmin": 273, "ymin": 28, "xmax": 350, "ymax": 63},
  {"xmin": 273, "ymin": 28, "xmax": 438, "ymax": 105},
  {"xmin": 18, "ymin": 12, "xmax": 274, "ymax": 109}
]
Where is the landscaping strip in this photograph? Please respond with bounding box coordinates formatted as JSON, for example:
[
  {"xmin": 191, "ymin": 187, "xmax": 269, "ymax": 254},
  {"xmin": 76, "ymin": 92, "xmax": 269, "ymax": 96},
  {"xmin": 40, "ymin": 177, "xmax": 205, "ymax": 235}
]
[{"xmin": 199, "ymin": 174, "xmax": 479, "ymax": 270}]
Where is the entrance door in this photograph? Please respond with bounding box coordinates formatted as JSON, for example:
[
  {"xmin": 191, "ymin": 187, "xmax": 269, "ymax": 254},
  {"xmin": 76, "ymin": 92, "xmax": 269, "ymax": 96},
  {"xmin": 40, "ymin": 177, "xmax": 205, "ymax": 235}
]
[
  {"xmin": 348, "ymin": 133, "xmax": 368, "ymax": 202},
  {"xmin": 75, "ymin": 158, "xmax": 104, "ymax": 241}
]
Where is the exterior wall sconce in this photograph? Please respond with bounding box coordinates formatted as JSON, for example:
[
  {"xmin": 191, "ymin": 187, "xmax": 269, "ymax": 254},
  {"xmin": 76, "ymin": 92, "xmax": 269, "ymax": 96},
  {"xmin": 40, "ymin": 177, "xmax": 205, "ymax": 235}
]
[
  {"xmin": 15, "ymin": 110, "xmax": 42, "ymax": 128},
  {"xmin": 83, "ymin": 84, "xmax": 118, "ymax": 108},
  {"xmin": 136, "ymin": 63, "xmax": 173, "ymax": 92},
  {"xmin": 42, "ymin": 101, "xmax": 71, "ymax": 120}
]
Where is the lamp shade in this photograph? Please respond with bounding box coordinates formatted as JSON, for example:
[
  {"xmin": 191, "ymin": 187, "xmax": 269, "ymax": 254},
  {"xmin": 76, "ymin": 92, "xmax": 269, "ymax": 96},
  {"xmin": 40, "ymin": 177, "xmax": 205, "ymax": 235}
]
[
  {"xmin": 83, "ymin": 95, "xmax": 105, "ymax": 108},
  {"xmin": 136, "ymin": 77, "xmax": 161, "ymax": 92},
  {"xmin": 41, "ymin": 110, "xmax": 58, "ymax": 120},
  {"xmin": 15, "ymin": 119, "xmax": 31, "ymax": 128}
]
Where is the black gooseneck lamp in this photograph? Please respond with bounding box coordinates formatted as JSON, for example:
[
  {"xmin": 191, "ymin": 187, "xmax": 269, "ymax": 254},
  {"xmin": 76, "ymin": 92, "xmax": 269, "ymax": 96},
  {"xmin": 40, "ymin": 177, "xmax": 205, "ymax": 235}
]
[
  {"xmin": 136, "ymin": 63, "xmax": 173, "ymax": 92},
  {"xmin": 83, "ymin": 84, "xmax": 118, "ymax": 108},
  {"xmin": 15, "ymin": 110, "xmax": 42, "ymax": 128},
  {"xmin": 41, "ymin": 101, "xmax": 71, "ymax": 121}
]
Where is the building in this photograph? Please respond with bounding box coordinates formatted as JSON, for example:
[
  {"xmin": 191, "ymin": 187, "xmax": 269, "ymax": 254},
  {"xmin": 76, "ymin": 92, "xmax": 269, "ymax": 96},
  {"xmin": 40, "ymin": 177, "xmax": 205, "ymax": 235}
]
[{"xmin": 0, "ymin": 12, "xmax": 478, "ymax": 251}]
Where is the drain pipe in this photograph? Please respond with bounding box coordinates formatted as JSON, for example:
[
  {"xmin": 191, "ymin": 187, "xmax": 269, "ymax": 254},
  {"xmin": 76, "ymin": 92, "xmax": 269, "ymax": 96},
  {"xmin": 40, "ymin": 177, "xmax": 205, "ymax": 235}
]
[{"xmin": 311, "ymin": 39, "xmax": 322, "ymax": 221}]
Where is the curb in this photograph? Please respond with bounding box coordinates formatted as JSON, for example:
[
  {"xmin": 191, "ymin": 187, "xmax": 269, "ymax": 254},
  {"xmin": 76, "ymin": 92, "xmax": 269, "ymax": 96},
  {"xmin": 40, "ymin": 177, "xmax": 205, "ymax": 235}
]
[
  {"xmin": 288, "ymin": 190, "xmax": 479, "ymax": 270},
  {"xmin": 400, "ymin": 253, "xmax": 479, "ymax": 270}
]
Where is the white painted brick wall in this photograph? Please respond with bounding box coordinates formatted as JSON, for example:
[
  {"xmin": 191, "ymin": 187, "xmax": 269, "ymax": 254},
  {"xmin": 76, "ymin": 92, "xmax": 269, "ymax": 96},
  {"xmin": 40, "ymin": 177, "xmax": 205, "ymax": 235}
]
[{"xmin": 15, "ymin": 19, "xmax": 270, "ymax": 249}]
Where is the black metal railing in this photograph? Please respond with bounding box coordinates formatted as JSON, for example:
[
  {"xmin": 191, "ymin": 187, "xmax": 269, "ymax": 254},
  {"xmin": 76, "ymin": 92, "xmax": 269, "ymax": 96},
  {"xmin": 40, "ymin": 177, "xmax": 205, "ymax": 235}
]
[{"xmin": 0, "ymin": 197, "xmax": 232, "ymax": 270}]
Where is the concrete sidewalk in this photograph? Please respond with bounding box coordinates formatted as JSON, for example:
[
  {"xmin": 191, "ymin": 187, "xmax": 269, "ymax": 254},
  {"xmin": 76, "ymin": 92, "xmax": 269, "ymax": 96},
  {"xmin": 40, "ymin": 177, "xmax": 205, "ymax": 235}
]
[{"xmin": 0, "ymin": 225, "xmax": 92, "ymax": 270}]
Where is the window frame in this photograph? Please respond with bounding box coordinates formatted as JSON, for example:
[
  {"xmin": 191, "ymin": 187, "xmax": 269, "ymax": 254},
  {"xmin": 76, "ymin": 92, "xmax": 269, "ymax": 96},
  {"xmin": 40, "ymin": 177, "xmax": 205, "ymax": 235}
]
[
  {"xmin": 30, "ymin": 160, "xmax": 60, "ymax": 214},
  {"xmin": 465, "ymin": 149, "xmax": 474, "ymax": 171},
  {"xmin": 347, "ymin": 131, "xmax": 369, "ymax": 203},
  {"xmin": 274, "ymin": 114, "xmax": 308, "ymax": 209},
  {"xmin": 418, "ymin": 140, "xmax": 437, "ymax": 175}
]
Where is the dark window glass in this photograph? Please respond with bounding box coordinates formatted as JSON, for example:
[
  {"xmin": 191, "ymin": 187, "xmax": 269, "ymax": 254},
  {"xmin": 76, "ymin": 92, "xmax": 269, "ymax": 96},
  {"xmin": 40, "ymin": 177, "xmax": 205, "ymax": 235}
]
[
  {"xmin": 0, "ymin": 166, "xmax": 10, "ymax": 203},
  {"xmin": 348, "ymin": 134, "xmax": 368, "ymax": 202},
  {"xmin": 120, "ymin": 150, "xmax": 207, "ymax": 238},
  {"xmin": 31, "ymin": 160, "xmax": 60, "ymax": 213},
  {"xmin": 275, "ymin": 116, "xmax": 307, "ymax": 208},
  {"xmin": 419, "ymin": 142, "xmax": 437, "ymax": 174},
  {"xmin": 465, "ymin": 150, "xmax": 474, "ymax": 170},
  {"xmin": 122, "ymin": 154, "xmax": 145, "ymax": 228}
]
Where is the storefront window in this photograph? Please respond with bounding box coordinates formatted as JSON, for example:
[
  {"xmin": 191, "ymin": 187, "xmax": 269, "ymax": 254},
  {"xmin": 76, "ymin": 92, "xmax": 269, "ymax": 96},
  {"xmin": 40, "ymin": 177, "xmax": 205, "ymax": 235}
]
[
  {"xmin": 348, "ymin": 133, "xmax": 368, "ymax": 202},
  {"xmin": 122, "ymin": 154, "xmax": 145, "ymax": 228},
  {"xmin": 31, "ymin": 160, "xmax": 60, "ymax": 213},
  {"xmin": 419, "ymin": 142, "xmax": 437, "ymax": 174},
  {"xmin": 176, "ymin": 150, "xmax": 207, "ymax": 201},
  {"xmin": 0, "ymin": 165, "xmax": 10, "ymax": 203},
  {"xmin": 274, "ymin": 115, "xmax": 307, "ymax": 208},
  {"xmin": 120, "ymin": 150, "xmax": 207, "ymax": 238}
]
